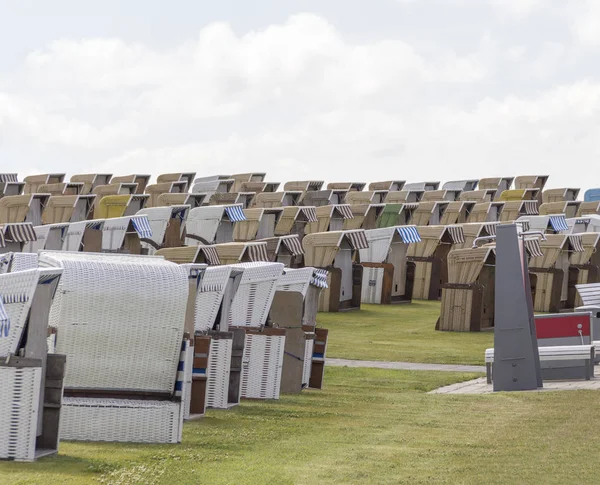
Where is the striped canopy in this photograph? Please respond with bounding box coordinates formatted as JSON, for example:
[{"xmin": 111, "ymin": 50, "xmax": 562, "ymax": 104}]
[
  {"xmin": 224, "ymin": 205, "xmax": 246, "ymax": 222},
  {"xmin": 396, "ymin": 226, "xmax": 421, "ymax": 243},
  {"xmin": 130, "ymin": 215, "xmax": 153, "ymax": 239}
]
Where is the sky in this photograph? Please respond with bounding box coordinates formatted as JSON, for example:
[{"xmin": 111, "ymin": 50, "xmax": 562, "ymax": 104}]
[{"xmin": 1, "ymin": 0, "xmax": 599, "ymax": 192}]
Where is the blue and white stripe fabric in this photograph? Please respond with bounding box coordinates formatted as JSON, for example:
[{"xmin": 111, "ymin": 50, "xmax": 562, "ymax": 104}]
[
  {"xmin": 224, "ymin": 205, "xmax": 246, "ymax": 222},
  {"xmin": 0, "ymin": 300, "xmax": 9, "ymax": 338},
  {"xmin": 174, "ymin": 339, "xmax": 189, "ymax": 397},
  {"xmin": 549, "ymin": 215, "xmax": 569, "ymax": 232},
  {"xmin": 131, "ymin": 216, "xmax": 153, "ymax": 239},
  {"xmin": 310, "ymin": 269, "xmax": 329, "ymax": 288},
  {"xmin": 396, "ymin": 226, "xmax": 421, "ymax": 243}
]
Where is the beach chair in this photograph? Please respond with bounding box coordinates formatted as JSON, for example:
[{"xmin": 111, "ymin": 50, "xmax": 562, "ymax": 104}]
[{"xmin": 40, "ymin": 251, "xmax": 189, "ymax": 443}]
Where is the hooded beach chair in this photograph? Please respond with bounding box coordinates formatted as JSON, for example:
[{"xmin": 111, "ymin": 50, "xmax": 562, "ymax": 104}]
[
  {"xmin": 229, "ymin": 173, "xmax": 266, "ymax": 193},
  {"xmin": 498, "ymin": 190, "xmax": 539, "ymax": 221},
  {"xmin": 376, "ymin": 203, "xmax": 416, "ymax": 227},
  {"xmin": 527, "ymin": 234, "xmax": 585, "ymax": 312},
  {"xmin": 185, "ymin": 204, "xmax": 246, "ymax": 246},
  {"xmin": 156, "ymin": 245, "xmax": 221, "ymax": 266},
  {"xmin": 326, "ymin": 182, "xmax": 366, "ymax": 192},
  {"xmin": 442, "ymin": 180, "xmax": 479, "ymax": 192},
  {"xmin": 225, "ymin": 261, "xmax": 286, "ymax": 400},
  {"xmin": 368, "ymin": 180, "xmax": 405, "ymax": 192},
  {"xmin": 513, "ymin": 175, "xmax": 548, "ymax": 203},
  {"xmin": 191, "ymin": 177, "xmax": 235, "ymax": 200},
  {"xmin": 358, "ymin": 226, "xmax": 420, "ymax": 304},
  {"xmin": 539, "ymin": 201, "xmax": 581, "ymax": 219},
  {"xmin": 459, "ymin": 189, "xmax": 496, "ymax": 202},
  {"xmin": 273, "ymin": 206, "xmax": 317, "ymax": 239},
  {"xmin": 303, "ymin": 230, "xmax": 369, "ymax": 312},
  {"xmin": 41, "ymin": 195, "xmax": 96, "ymax": 224},
  {"xmin": 565, "ymin": 230, "xmax": 600, "ymax": 307},
  {"xmin": 258, "ymin": 234, "xmax": 305, "ymax": 267},
  {"xmin": 93, "ymin": 194, "xmax": 149, "ymax": 220},
  {"xmin": 439, "ymin": 201, "xmax": 475, "ymax": 225},
  {"xmin": 0, "ymin": 194, "xmax": 50, "ymax": 226},
  {"xmin": 421, "ymin": 190, "xmax": 462, "ymax": 202},
  {"xmin": 344, "ymin": 190, "xmax": 388, "ymax": 205},
  {"xmin": 233, "ymin": 208, "xmax": 283, "ymax": 241},
  {"xmin": 136, "ymin": 205, "xmax": 189, "ymax": 253},
  {"xmin": 110, "ymin": 174, "xmax": 151, "ymax": 194},
  {"xmin": 254, "ymin": 191, "xmax": 303, "ymax": 208},
  {"xmin": 542, "ymin": 188, "xmax": 580, "ymax": 204},
  {"xmin": 70, "ymin": 174, "xmax": 113, "ymax": 194},
  {"xmin": 385, "ymin": 189, "xmax": 424, "ymax": 203},
  {"xmin": 407, "ymin": 225, "xmax": 465, "ymax": 300},
  {"xmin": 93, "ymin": 182, "xmax": 139, "ymax": 197},
  {"xmin": 145, "ymin": 181, "xmax": 187, "ymax": 208},
  {"xmin": 23, "ymin": 174, "xmax": 65, "ymax": 194},
  {"xmin": 283, "ymin": 180, "xmax": 324, "ymax": 192},
  {"xmin": 25, "ymin": 223, "xmax": 70, "ymax": 252},
  {"xmin": 343, "ymin": 204, "xmax": 386, "ymax": 230},
  {"xmin": 157, "ymin": 192, "xmax": 207, "ymax": 208},
  {"xmin": 301, "ymin": 189, "xmax": 349, "ymax": 206},
  {"xmin": 212, "ymin": 241, "xmax": 270, "ymax": 265},
  {"xmin": 306, "ymin": 204, "xmax": 354, "ymax": 234},
  {"xmin": 437, "ymin": 246, "xmax": 496, "ymax": 332},
  {"xmin": 0, "ymin": 268, "xmax": 65, "ymax": 461},
  {"xmin": 157, "ymin": 172, "xmax": 196, "ymax": 192},
  {"xmin": 239, "ymin": 181, "xmax": 280, "ymax": 193},
  {"xmin": 403, "ymin": 181, "xmax": 440, "ymax": 191},
  {"xmin": 410, "ymin": 201, "xmax": 450, "ymax": 226},
  {"xmin": 455, "ymin": 222, "xmax": 499, "ymax": 250},
  {"xmin": 467, "ymin": 201, "xmax": 505, "ymax": 222},
  {"xmin": 0, "ymin": 223, "xmax": 37, "ymax": 254},
  {"xmin": 208, "ymin": 191, "xmax": 256, "ymax": 208},
  {"xmin": 478, "ymin": 177, "xmax": 514, "ymax": 195},
  {"xmin": 40, "ymin": 251, "xmax": 189, "ymax": 443},
  {"xmin": 38, "ymin": 182, "xmax": 85, "ymax": 196}
]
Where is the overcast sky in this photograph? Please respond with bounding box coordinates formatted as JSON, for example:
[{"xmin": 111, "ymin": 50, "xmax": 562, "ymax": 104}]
[{"xmin": 1, "ymin": 0, "xmax": 599, "ymax": 191}]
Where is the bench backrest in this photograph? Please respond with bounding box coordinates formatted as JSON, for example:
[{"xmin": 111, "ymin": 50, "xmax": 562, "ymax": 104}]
[
  {"xmin": 535, "ymin": 312, "xmax": 592, "ymax": 346},
  {"xmin": 575, "ymin": 283, "xmax": 600, "ymax": 306}
]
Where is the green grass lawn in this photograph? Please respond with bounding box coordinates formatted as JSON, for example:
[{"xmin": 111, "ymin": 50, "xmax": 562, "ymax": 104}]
[
  {"xmin": 318, "ymin": 301, "xmax": 493, "ymax": 365},
  {"xmin": 3, "ymin": 366, "xmax": 600, "ymax": 485}
]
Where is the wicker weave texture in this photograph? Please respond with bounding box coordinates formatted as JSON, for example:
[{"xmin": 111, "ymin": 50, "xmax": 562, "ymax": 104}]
[
  {"xmin": 240, "ymin": 333, "xmax": 285, "ymax": 400},
  {"xmin": 0, "ymin": 269, "xmax": 39, "ymax": 356},
  {"xmin": 228, "ymin": 262, "xmax": 284, "ymax": 327},
  {"xmin": 194, "ymin": 266, "xmax": 233, "ymax": 332},
  {"xmin": 60, "ymin": 397, "xmax": 181, "ymax": 443},
  {"xmin": 0, "ymin": 367, "xmax": 42, "ymax": 461},
  {"xmin": 206, "ymin": 338, "xmax": 232, "ymax": 409},
  {"xmin": 41, "ymin": 253, "xmax": 188, "ymax": 392}
]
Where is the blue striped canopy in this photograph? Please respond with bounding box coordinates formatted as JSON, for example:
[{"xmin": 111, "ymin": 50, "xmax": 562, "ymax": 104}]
[
  {"xmin": 131, "ymin": 216, "xmax": 153, "ymax": 239},
  {"xmin": 224, "ymin": 206, "xmax": 246, "ymax": 222},
  {"xmin": 396, "ymin": 226, "xmax": 421, "ymax": 243},
  {"xmin": 549, "ymin": 215, "xmax": 569, "ymax": 232}
]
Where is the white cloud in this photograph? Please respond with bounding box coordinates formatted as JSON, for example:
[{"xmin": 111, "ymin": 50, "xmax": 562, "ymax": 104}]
[
  {"xmin": 1, "ymin": 9, "xmax": 599, "ymax": 192},
  {"xmin": 571, "ymin": 0, "xmax": 600, "ymax": 46}
]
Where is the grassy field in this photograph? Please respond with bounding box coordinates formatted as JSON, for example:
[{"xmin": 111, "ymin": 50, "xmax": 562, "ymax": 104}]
[
  {"xmin": 3, "ymin": 366, "xmax": 600, "ymax": 484},
  {"xmin": 318, "ymin": 301, "xmax": 493, "ymax": 365},
  {"xmin": 2, "ymin": 304, "xmax": 597, "ymax": 484}
]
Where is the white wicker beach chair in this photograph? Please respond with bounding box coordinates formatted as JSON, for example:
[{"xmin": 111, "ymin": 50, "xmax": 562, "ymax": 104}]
[
  {"xmin": 39, "ymin": 251, "xmax": 188, "ymax": 443},
  {"xmin": 25, "ymin": 223, "xmax": 70, "ymax": 252},
  {"xmin": 0, "ymin": 268, "xmax": 64, "ymax": 461},
  {"xmin": 191, "ymin": 265, "xmax": 234, "ymax": 332},
  {"xmin": 227, "ymin": 262, "xmax": 284, "ymax": 327},
  {"xmin": 137, "ymin": 205, "xmax": 189, "ymax": 254}
]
